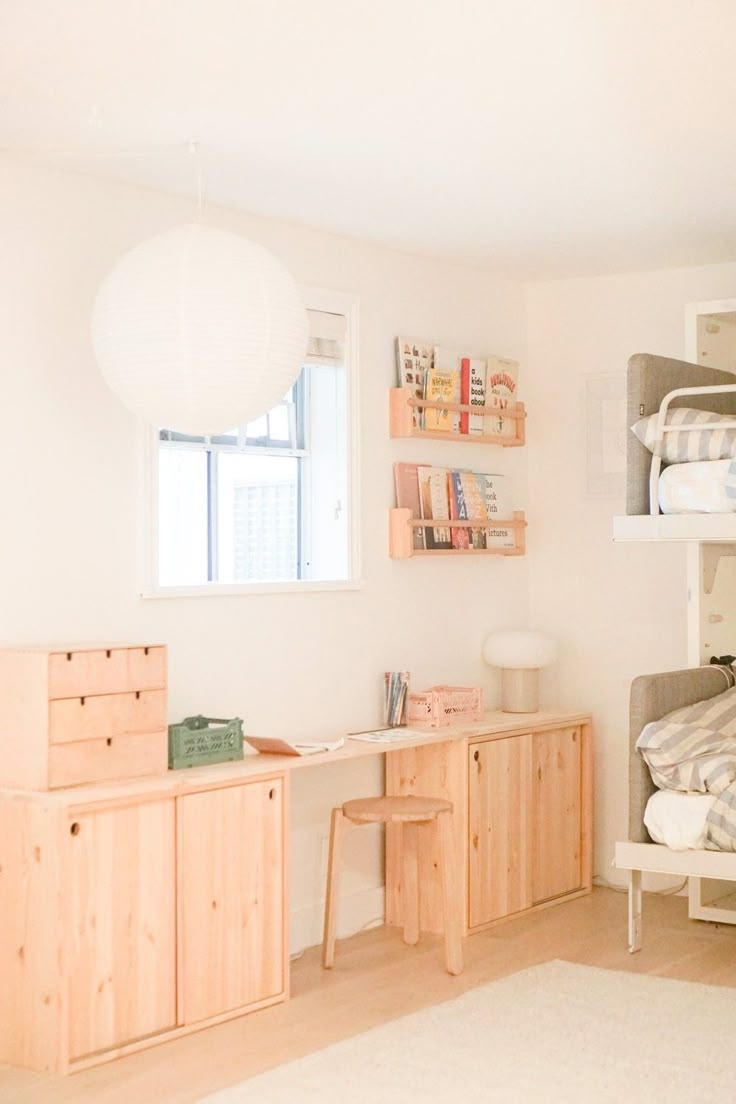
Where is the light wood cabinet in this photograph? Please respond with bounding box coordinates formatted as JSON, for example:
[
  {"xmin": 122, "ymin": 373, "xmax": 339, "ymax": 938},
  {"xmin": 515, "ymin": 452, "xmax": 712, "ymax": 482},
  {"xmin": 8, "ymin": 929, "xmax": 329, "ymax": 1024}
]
[
  {"xmin": 0, "ymin": 645, "xmax": 168, "ymax": 791},
  {"xmin": 0, "ymin": 772, "xmax": 287, "ymax": 1074},
  {"xmin": 468, "ymin": 721, "xmax": 590, "ymax": 930},
  {"xmin": 387, "ymin": 711, "xmax": 592, "ymax": 937},
  {"xmin": 179, "ymin": 780, "xmax": 286, "ymax": 1025},
  {"xmin": 67, "ymin": 800, "xmax": 177, "ymax": 1060}
]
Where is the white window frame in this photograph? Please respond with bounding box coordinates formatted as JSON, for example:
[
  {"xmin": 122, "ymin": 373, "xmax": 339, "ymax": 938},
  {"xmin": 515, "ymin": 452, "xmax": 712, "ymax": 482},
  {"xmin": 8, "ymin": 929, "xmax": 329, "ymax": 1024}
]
[{"xmin": 140, "ymin": 286, "xmax": 362, "ymax": 598}]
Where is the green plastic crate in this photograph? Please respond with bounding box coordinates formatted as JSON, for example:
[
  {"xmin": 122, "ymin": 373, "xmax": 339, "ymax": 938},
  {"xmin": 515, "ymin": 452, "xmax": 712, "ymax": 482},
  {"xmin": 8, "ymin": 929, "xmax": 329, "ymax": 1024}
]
[{"xmin": 168, "ymin": 715, "xmax": 244, "ymax": 770}]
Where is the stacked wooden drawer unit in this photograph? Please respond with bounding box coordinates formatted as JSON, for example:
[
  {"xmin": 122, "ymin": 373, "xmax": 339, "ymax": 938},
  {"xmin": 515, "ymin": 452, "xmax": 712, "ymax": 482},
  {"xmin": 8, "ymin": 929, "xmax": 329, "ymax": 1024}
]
[{"xmin": 0, "ymin": 644, "xmax": 167, "ymax": 789}]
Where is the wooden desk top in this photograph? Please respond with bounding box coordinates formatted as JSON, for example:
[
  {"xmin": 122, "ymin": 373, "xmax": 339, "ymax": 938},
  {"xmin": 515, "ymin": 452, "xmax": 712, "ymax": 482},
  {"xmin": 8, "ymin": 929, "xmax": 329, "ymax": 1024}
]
[{"xmin": 1, "ymin": 709, "xmax": 591, "ymax": 811}]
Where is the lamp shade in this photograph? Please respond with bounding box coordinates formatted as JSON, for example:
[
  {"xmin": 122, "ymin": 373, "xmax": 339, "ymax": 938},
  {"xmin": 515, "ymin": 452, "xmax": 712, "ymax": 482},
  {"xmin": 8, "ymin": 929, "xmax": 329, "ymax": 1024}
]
[
  {"xmin": 91, "ymin": 223, "xmax": 309, "ymax": 435},
  {"xmin": 482, "ymin": 630, "xmax": 557, "ymax": 670}
]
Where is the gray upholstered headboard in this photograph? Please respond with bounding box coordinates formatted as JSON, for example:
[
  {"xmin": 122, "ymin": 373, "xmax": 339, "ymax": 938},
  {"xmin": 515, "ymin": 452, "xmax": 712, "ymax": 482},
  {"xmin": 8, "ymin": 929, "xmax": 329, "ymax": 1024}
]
[
  {"xmin": 629, "ymin": 665, "xmax": 734, "ymax": 841},
  {"xmin": 626, "ymin": 353, "xmax": 736, "ymax": 515}
]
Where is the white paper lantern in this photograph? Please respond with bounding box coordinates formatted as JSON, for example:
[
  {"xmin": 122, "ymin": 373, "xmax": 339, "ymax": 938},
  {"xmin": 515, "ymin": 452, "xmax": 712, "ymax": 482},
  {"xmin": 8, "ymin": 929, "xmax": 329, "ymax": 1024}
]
[{"xmin": 91, "ymin": 223, "xmax": 309, "ymax": 435}]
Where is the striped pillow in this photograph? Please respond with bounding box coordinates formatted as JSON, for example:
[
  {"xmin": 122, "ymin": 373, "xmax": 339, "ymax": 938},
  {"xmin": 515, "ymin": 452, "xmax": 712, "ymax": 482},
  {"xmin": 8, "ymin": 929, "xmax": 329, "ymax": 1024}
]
[{"xmin": 632, "ymin": 407, "xmax": 736, "ymax": 463}]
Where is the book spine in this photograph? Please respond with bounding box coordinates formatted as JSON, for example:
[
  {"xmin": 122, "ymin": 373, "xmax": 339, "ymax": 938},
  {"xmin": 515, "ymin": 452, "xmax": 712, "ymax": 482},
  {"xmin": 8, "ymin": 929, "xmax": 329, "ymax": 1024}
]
[
  {"xmin": 448, "ymin": 472, "xmax": 470, "ymax": 549},
  {"xmin": 460, "ymin": 358, "xmax": 470, "ymax": 434},
  {"xmin": 384, "ymin": 671, "xmax": 409, "ymax": 726},
  {"xmin": 469, "ymin": 359, "xmax": 486, "ymax": 435},
  {"xmin": 428, "ymin": 469, "xmax": 452, "ymax": 547}
]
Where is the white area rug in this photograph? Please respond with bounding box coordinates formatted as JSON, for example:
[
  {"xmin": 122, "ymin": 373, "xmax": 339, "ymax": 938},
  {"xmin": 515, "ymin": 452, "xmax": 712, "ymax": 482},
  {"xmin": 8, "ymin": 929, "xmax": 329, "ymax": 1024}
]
[{"xmin": 200, "ymin": 960, "xmax": 736, "ymax": 1103}]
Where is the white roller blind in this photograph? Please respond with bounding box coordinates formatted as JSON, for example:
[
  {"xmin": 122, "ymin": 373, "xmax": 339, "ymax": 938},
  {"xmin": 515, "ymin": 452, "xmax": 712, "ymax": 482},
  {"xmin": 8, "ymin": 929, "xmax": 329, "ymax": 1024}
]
[{"xmin": 306, "ymin": 309, "xmax": 345, "ymax": 365}]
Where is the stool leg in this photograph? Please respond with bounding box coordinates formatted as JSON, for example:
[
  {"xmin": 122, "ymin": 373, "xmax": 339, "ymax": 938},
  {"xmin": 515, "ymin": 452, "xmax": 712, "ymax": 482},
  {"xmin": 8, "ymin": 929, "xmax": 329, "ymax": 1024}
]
[
  {"xmin": 402, "ymin": 823, "xmax": 419, "ymax": 945},
  {"xmin": 322, "ymin": 808, "xmax": 347, "ymax": 969},
  {"xmin": 437, "ymin": 810, "xmax": 463, "ymax": 976}
]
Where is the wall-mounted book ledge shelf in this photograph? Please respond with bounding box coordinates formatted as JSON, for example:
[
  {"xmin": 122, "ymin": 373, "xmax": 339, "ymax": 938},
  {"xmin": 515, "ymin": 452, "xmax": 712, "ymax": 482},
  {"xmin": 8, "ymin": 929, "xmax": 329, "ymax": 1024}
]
[
  {"xmin": 389, "ymin": 508, "xmax": 527, "ymax": 558},
  {"xmin": 389, "ymin": 388, "xmax": 526, "ymax": 446}
]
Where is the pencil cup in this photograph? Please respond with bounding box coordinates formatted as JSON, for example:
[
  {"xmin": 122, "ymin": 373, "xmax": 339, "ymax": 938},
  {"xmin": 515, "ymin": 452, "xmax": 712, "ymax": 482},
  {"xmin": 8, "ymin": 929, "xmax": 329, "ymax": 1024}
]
[{"xmin": 384, "ymin": 671, "xmax": 409, "ymax": 727}]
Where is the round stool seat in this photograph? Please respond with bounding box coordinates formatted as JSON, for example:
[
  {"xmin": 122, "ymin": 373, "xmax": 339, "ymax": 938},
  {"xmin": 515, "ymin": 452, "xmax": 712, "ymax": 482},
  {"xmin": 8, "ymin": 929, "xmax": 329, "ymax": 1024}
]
[{"xmin": 342, "ymin": 794, "xmax": 452, "ymax": 824}]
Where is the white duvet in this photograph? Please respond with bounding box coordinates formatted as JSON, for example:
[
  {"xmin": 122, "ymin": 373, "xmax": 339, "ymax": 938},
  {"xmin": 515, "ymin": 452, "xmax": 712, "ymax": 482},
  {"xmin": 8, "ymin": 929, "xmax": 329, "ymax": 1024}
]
[
  {"xmin": 644, "ymin": 789, "xmax": 715, "ymax": 850},
  {"xmin": 659, "ymin": 459, "xmax": 736, "ymax": 514}
]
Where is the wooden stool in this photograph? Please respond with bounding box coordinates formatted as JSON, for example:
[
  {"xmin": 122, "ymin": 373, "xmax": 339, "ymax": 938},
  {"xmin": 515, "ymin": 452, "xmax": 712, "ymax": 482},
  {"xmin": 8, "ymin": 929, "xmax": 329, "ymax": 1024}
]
[{"xmin": 321, "ymin": 795, "xmax": 463, "ymax": 976}]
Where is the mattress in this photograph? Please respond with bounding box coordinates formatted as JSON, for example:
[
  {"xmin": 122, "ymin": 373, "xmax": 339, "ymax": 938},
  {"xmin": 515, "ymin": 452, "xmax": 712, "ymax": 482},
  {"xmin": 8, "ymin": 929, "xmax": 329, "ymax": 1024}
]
[
  {"xmin": 643, "ymin": 789, "xmax": 715, "ymax": 850},
  {"xmin": 659, "ymin": 459, "xmax": 736, "ymax": 514}
]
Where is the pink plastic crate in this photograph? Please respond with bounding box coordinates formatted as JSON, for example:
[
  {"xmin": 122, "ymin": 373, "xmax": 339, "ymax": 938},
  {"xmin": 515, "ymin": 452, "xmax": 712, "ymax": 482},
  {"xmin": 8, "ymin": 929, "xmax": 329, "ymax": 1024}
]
[{"xmin": 406, "ymin": 685, "xmax": 485, "ymax": 728}]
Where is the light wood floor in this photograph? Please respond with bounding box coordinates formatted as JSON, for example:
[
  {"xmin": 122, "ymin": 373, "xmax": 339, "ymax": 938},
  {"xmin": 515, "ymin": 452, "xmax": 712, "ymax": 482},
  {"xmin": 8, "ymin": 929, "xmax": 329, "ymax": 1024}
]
[{"xmin": 3, "ymin": 887, "xmax": 736, "ymax": 1103}]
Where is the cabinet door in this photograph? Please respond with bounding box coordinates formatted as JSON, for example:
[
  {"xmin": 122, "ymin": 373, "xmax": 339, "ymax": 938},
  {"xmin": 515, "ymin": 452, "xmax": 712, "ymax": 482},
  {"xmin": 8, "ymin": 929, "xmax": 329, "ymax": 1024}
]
[
  {"xmin": 67, "ymin": 800, "xmax": 177, "ymax": 1060},
  {"xmin": 531, "ymin": 726, "xmax": 582, "ymax": 904},
  {"xmin": 179, "ymin": 780, "xmax": 285, "ymax": 1026},
  {"xmin": 468, "ymin": 734, "xmax": 532, "ymax": 928}
]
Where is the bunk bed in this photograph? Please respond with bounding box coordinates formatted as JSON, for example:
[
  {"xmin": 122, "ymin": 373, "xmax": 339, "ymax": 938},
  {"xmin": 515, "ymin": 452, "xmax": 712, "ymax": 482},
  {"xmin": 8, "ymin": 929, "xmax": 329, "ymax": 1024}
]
[
  {"xmin": 615, "ymin": 352, "xmax": 736, "ymax": 540},
  {"xmin": 615, "ymin": 664, "xmax": 736, "ymax": 951},
  {"xmin": 615, "ymin": 354, "xmax": 736, "ymax": 948}
]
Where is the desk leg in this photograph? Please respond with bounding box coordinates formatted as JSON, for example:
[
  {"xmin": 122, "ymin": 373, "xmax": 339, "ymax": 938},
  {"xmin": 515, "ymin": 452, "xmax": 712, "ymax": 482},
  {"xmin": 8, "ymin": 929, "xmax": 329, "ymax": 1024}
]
[{"xmin": 385, "ymin": 739, "xmax": 467, "ymax": 937}]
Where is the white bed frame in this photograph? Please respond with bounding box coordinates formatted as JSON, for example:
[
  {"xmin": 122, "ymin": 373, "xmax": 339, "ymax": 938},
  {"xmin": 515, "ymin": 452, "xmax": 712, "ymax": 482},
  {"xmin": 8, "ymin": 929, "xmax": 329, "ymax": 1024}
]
[
  {"xmin": 614, "ymin": 841, "xmax": 736, "ymax": 953},
  {"xmin": 615, "ymin": 664, "xmax": 736, "ymax": 954}
]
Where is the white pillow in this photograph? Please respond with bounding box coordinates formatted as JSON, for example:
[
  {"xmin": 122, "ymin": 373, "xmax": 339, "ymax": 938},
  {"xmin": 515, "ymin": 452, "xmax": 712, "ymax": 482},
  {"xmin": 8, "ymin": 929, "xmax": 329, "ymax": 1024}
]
[
  {"xmin": 632, "ymin": 406, "xmax": 736, "ymax": 463},
  {"xmin": 659, "ymin": 460, "xmax": 736, "ymax": 514}
]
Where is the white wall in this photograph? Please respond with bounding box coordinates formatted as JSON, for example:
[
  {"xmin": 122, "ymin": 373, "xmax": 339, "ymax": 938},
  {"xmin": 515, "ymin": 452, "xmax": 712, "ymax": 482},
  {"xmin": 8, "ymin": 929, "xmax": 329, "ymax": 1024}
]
[
  {"xmin": 0, "ymin": 157, "xmax": 528, "ymax": 948},
  {"xmin": 525, "ymin": 261, "xmax": 736, "ymax": 886}
]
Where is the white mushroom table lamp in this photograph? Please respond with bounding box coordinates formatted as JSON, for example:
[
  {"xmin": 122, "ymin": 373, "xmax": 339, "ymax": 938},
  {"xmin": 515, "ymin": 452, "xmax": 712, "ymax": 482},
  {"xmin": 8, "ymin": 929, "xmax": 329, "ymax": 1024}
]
[{"xmin": 482, "ymin": 630, "xmax": 558, "ymax": 713}]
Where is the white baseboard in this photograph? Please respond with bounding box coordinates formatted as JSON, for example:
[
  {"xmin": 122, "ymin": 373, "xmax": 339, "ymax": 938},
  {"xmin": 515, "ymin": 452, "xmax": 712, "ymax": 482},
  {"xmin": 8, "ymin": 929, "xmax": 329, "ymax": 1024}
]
[{"xmin": 289, "ymin": 886, "xmax": 385, "ymax": 956}]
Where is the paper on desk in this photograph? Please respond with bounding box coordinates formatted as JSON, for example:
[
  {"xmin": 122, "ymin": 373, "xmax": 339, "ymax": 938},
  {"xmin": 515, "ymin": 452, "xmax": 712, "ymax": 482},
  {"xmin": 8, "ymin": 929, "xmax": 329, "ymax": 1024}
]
[{"xmin": 348, "ymin": 728, "xmax": 431, "ymax": 743}]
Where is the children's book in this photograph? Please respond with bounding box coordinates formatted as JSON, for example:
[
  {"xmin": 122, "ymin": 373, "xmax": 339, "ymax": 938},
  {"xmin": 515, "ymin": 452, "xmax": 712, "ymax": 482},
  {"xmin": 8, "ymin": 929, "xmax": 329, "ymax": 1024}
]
[
  {"xmin": 478, "ymin": 472, "xmax": 515, "ymax": 549},
  {"xmin": 459, "ymin": 471, "xmax": 487, "ymax": 549},
  {"xmin": 448, "ymin": 471, "xmax": 470, "ymax": 549},
  {"xmin": 486, "ymin": 355, "xmax": 520, "ymax": 436},
  {"xmin": 469, "ymin": 358, "xmax": 487, "ymax": 435},
  {"xmin": 417, "ymin": 465, "xmax": 452, "ymax": 549},
  {"xmin": 425, "ymin": 347, "xmax": 461, "ymax": 432},
  {"xmin": 428, "ymin": 468, "xmax": 453, "ymax": 548},
  {"xmin": 393, "ymin": 462, "xmax": 426, "ymax": 551},
  {"xmin": 460, "ymin": 357, "xmax": 470, "ymax": 434},
  {"xmin": 396, "ymin": 337, "xmax": 433, "ymax": 429}
]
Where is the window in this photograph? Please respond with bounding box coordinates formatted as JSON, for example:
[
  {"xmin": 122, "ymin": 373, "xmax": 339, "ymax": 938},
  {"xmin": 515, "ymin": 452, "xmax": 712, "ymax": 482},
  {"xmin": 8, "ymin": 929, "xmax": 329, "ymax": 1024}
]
[{"xmin": 148, "ymin": 291, "xmax": 359, "ymax": 594}]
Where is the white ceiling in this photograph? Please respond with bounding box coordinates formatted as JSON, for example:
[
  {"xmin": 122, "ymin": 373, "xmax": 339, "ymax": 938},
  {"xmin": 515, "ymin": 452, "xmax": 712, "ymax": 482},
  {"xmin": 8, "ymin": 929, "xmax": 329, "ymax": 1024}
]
[{"xmin": 3, "ymin": 0, "xmax": 736, "ymax": 279}]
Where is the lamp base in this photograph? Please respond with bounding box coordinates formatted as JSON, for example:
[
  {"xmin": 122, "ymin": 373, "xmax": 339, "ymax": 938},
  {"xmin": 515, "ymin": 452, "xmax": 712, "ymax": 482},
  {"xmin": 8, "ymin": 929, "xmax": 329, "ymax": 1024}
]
[{"xmin": 501, "ymin": 668, "xmax": 539, "ymax": 713}]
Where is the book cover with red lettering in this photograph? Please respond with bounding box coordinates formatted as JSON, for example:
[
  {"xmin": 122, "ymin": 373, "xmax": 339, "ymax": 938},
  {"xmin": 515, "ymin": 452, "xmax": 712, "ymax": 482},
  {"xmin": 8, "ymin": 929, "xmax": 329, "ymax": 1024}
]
[
  {"xmin": 486, "ymin": 355, "xmax": 519, "ymax": 436},
  {"xmin": 460, "ymin": 357, "xmax": 470, "ymax": 434}
]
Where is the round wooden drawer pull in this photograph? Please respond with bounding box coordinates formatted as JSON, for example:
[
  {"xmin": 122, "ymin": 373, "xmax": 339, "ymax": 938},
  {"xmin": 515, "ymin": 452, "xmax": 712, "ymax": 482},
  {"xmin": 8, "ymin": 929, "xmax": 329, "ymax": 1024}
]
[
  {"xmin": 269, "ymin": 788, "xmax": 276, "ymax": 800},
  {"xmin": 70, "ymin": 822, "xmax": 80, "ymax": 837}
]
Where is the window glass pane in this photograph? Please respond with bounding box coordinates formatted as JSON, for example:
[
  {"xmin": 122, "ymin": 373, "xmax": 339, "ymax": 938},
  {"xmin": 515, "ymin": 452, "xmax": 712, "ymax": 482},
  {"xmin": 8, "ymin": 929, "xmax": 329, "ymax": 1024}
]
[
  {"xmin": 268, "ymin": 404, "xmax": 290, "ymax": 442},
  {"xmin": 305, "ymin": 363, "xmax": 349, "ymax": 581},
  {"xmin": 245, "ymin": 414, "xmax": 269, "ymax": 440},
  {"xmin": 158, "ymin": 449, "xmax": 208, "ymax": 585},
  {"xmin": 217, "ymin": 454, "xmax": 299, "ymax": 583}
]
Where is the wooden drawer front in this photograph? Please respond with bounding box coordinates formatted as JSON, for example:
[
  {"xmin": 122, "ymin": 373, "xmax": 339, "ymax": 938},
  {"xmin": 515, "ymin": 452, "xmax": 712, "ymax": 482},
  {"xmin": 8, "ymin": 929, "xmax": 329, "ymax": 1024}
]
[
  {"xmin": 49, "ymin": 690, "xmax": 167, "ymax": 745},
  {"xmin": 48, "ymin": 732, "xmax": 167, "ymax": 788},
  {"xmin": 127, "ymin": 647, "xmax": 167, "ymax": 691},
  {"xmin": 48, "ymin": 647, "xmax": 166, "ymax": 699}
]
